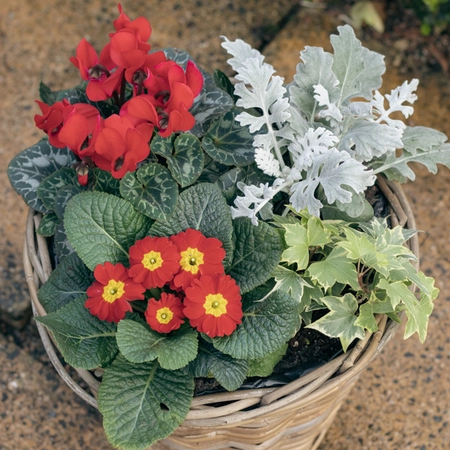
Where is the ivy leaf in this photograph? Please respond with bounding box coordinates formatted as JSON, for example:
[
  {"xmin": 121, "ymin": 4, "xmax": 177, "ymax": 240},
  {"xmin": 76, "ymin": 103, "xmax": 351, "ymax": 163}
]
[
  {"xmin": 212, "ymin": 288, "xmax": 301, "ymax": 359},
  {"xmin": 38, "ymin": 252, "xmax": 94, "ymax": 313},
  {"xmin": 247, "ymin": 343, "xmax": 288, "ymax": 378},
  {"xmin": 307, "ymin": 246, "xmax": 360, "ymax": 291},
  {"xmin": 377, "ymin": 278, "xmax": 436, "ymax": 342},
  {"xmin": 228, "ymin": 217, "xmax": 283, "ymax": 294},
  {"xmin": 354, "ymin": 302, "xmax": 379, "ymax": 333},
  {"xmin": 120, "ymin": 163, "xmax": 178, "ymax": 221},
  {"xmin": 116, "ymin": 320, "xmax": 198, "ymax": 370},
  {"xmin": 166, "ymin": 134, "xmax": 204, "ymax": 187},
  {"xmin": 272, "ymin": 265, "xmax": 311, "ymax": 304},
  {"xmin": 150, "ymin": 183, "xmax": 234, "ymax": 269},
  {"xmin": 307, "ymin": 293, "xmax": 365, "ymax": 351},
  {"xmin": 187, "ymin": 342, "xmax": 247, "ymax": 391},
  {"xmin": 35, "ymin": 296, "xmax": 118, "ymax": 369},
  {"xmin": 202, "ymin": 107, "xmax": 255, "ymax": 166},
  {"xmin": 36, "ymin": 213, "xmax": 59, "ymax": 237},
  {"xmin": 7, "ymin": 140, "xmax": 78, "ymax": 213},
  {"xmin": 99, "ymin": 356, "xmax": 194, "ymax": 450},
  {"xmin": 64, "ymin": 192, "xmax": 152, "ymax": 270}
]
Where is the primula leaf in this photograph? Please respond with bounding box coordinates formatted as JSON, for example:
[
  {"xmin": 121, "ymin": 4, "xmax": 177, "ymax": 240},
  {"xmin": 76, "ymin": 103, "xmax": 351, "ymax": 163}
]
[
  {"xmin": 7, "ymin": 140, "xmax": 78, "ymax": 213},
  {"xmin": 290, "ymin": 46, "xmax": 340, "ymax": 120},
  {"xmin": 307, "ymin": 247, "xmax": 360, "ymax": 292},
  {"xmin": 187, "ymin": 342, "xmax": 247, "ymax": 391},
  {"xmin": 247, "ymin": 343, "xmax": 288, "ymax": 378},
  {"xmin": 228, "ymin": 217, "xmax": 283, "ymax": 294},
  {"xmin": 35, "ymin": 296, "xmax": 118, "ymax": 369},
  {"xmin": 99, "ymin": 355, "xmax": 194, "ymax": 450},
  {"xmin": 116, "ymin": 320, "xmax": 198, "ymax": 370},
  {"xmin": 307, "ymin": 293, "xmax": 365, "ymax": 352},
  {"xmin": 38, "ymin": 252, "xmax": 94, "ymax": 313},
  {"xmin": 64, "ymin": 192, "xmax": 152, "ymax": 270},
  {"xmin": 212, "ymin": 288, "xmax": 301, "ymax": 359},
  {"xmin": 150, "ymin": 183, "xmax": 234, "ymax": 269},
  {"xmin": 36, "ymin": 213, "xmax": 59, "ymax": 237},
  {"xmin": 202, "ymin": 107, "xmax": 255, "ymax": 166},
  {"xmin": 166, "ymin": 134, "xmax": 204, "ymax": 187},
  {"xmin": 120, "ymin": 163, "xmax": 178, "ymax": 221}
]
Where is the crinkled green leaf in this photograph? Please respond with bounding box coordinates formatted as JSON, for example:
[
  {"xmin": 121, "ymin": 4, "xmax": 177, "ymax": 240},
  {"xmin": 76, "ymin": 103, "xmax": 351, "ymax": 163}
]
[
  {"xmin": 187, "ymin": 342, "xmax": 247, "ymax": 391},
  {"xmin": 166, "ymin": 134, "xmax": 204, "ymax": 187},
  {"xmin": 228, "ymin": 217, "xmax": 283, "ymax": 294},
  {"xmin": 35, "ymin": 296, "xmax": 117, "ymax": 369},
  {"xmin": 150, "ymin": 183, "xmax": 234, "ymax": 269},
  {"xmin": 7, "ymin": 140, "xmax": 78, "ymax": 213},
  {"xmin": 117, "ymin": 320, "xmax": 198, "ymax": 370},
  {"xmin": 64, "ymin": 192, "xmax": 152, "ymax": 270},
  {"xmin": 120, "ymin": 163, "xmax": 178, "ymax": 221},
  {"xmin": 38, "ymin": 252, "xmax": 94, "ymax": 313},
  {"xmin": 202, "ymin": 107, "xmax": 255, "ymax": 166},
  {"xmin": 212, "ymin": 288, "xmax": 301, "ymax": 359},
  {"xmin": 307, "ymin": 293, "xmax": 365, "ymax": 352},
  {"xmin": 307, "ymin": 246, "xmax": 360, "ymax": 291},
  {"xmin": 99, "ymin": 356, "xmax": 194, "ymax": 450},
  {"xmin": 247, "ymin": 343, "xmax": 288, "ymax": 378}
]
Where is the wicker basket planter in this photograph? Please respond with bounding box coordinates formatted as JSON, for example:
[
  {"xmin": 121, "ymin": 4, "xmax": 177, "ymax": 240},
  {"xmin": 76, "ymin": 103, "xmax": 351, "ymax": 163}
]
[{"xmin": 23, "ymin": 177, "xmax": 419, "ymax": 450}]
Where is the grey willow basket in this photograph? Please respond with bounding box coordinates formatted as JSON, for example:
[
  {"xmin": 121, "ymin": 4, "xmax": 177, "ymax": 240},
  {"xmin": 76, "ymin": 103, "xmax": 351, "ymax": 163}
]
[{"xmin": 24, "ymin": 176, "xmax": 419, "ymax": 450}]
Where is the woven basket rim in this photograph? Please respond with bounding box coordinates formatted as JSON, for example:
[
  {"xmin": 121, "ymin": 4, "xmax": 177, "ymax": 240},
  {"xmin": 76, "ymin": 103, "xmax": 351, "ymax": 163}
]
[{"xmin": 23, "ymin": 176, "xmax": 420, "ymax": 424}]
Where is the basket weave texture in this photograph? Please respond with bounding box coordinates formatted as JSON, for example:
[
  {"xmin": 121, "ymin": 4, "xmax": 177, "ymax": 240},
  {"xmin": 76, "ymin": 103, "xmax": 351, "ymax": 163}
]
[{"xmin": 23, "ymin": 177, "xmax": 419, "ymax": 450}]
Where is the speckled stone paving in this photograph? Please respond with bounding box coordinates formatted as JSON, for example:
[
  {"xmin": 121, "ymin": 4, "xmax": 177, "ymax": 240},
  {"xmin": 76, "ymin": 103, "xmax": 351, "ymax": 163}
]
[{"xmin": 1, "ymin": 1, "xmax": 449, "ymax": 449}]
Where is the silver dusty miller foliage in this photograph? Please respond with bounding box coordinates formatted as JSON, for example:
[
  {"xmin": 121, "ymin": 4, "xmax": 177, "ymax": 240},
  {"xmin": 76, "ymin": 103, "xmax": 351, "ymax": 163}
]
[{"xmin": 222, "ymin": 25, "xmax": 450, "ymax": 224}]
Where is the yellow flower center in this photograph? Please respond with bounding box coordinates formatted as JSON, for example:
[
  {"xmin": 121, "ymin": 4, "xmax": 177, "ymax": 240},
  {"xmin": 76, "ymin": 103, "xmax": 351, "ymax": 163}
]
[
  {"xmin": 179, "ymin": 247, "xmax": 204, "ymax": 274},
  {"xmin": 156, "ymin": 307, "xmax": 174, "ymax": 324},
  {"xmin": 102, "ymin": 280, "xmax": 125, "ymax": 303},
  {"xmin": 142, "ymin": 250, "xmax": 163, "ymax": 271},
  {"xmin": 203, "ymin": 293, "xmax": 228, "ymax": 317}
]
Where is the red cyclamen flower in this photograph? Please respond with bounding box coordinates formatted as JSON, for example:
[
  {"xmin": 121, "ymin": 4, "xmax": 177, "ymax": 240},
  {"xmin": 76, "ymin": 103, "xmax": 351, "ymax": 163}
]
[
  {"xmin": 128, "ymin": 236, "xmax": 180, "ymax": 289},
  {"xmin": 170, "ymin": 228, "xmax": 226, "ymax": 290},
  {"xmin": 184, "ymin": 274, "xmax": 243, "ymax": 337},
  {"xmin": 145, "ymin": 293, "xmax": 185, "ymax": 333},
  {"xmin": 85, "ymin": 262, "xmax": 145, "ymax": 322},
  {"xmin": 92, "ymin": 114, "xmax": 151, "ymax": 179}
]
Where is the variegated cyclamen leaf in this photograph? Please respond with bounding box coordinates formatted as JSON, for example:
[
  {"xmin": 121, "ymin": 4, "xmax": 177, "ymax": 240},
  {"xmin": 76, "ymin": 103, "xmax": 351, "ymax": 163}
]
[
  {"xmin": 202, "ymin": 107, "xmax": 255, "ymax": 166},
  {"xmin": 7, "ymin": 140, "xmax": 78, "ymax": 213},
  {"xmin": 36, "ymin": 213, "xmax": 59, "ymax": 237},
  {"xmin": 166, "ymin": 134, "xmax": 204, "ymax": 187},
  {"xmin": 39, "ymin": 81, "xmax": 58, "ymax": 105},
  {"xmin": 54, "ymin": 184, "xmax": 85, "ymax": 219},
  {"xmin": 162, "ymin": 48, "xmax": 192, "ymax": 68},
  {"xmin": 120, "ymin": 163, "xmax": 178, "ymax": 221},
  {"xmin": 90, "ymin": 169, "xmax": 121, "ymax": 196},
  {"xmin": 150, "ymin": 133, "xmax": 175, "ymax": 158},
  {"xmin": 189, "ymin": 73, "xmax": 234, "ymax": 137},
  {"xmin": 54, "ymin": 221, "xmax": 75, "ymax": 260}
]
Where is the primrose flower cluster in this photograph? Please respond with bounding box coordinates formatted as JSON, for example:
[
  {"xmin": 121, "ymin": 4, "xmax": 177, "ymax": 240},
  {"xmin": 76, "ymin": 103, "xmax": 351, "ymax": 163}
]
[
  {"xmin": 85, "ymin": 229, "xmax": 243, "ymax": 338},
  {"xmin": 34, "ymin": 4, "xmax": 202, "ymax": 181}
]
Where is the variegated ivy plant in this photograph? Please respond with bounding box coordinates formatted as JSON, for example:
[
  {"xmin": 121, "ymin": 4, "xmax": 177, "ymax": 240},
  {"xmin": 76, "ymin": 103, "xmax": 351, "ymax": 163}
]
[{"xmin": 7, "ymin": 9, "xmax": 444, "ymax": 449}]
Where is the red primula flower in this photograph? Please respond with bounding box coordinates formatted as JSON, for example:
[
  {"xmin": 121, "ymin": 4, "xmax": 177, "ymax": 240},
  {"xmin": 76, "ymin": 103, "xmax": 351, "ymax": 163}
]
[
  {"xmin": 145, "ymin": 293, "xmax": 185, "ymax": 333},
  {"xmin": 69, "ymin": 38, "xmax": 116, "ymax": 101},
  {"xmin": 128, "ymin": 236, "xmax": 180, "ymax": 289},
  {"xmin": 170, "ymin": 228, "xmax": 225, "ymax": 290},
  {"xmin": 85, "ymin": 261, "xmax": 146, "ymax": 323},
  {"xmin": 109, "ymin": 4, "xmax": 152, "ymax": 69},
  {"xmin": 184, "ymin": 274, "xmax": 242, "ymax": 337},
  {"xmin": 92, "ymin": 114, "xmax": 151, "ymax": 178}
]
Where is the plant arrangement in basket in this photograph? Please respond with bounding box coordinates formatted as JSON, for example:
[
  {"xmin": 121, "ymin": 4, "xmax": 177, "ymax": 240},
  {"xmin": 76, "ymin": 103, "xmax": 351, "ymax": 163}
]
[{"xmin": 8, "ymin": 5, "xmax": 447, "ymax": 449}]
